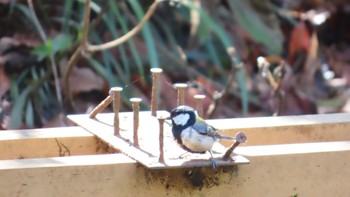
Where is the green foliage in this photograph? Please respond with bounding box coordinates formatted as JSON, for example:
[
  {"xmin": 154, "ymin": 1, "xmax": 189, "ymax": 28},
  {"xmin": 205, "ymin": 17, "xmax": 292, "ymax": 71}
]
[
  {"xmin": 129, "ymin": 1, "xmax": 159, "ymax": 68},
  {"xmin": 183, "ymin": 1, "xmax": 248, "ymax": 115},
  {"xmin": 3, "ymin": 0, "xmax": 292, "ymax": 128},
  {"xmin": 227, "ymin": 0, "xmax": 283, "ymax": 54},
  {"xmin": 9, "ymin": 66, "xmax": 52, "ymax": 129},
  {"xmin": 10, "ymin": 85, "xmax": 34, "ymax": 129},
  {"xmin": 32, "ymin": 34, "xmax": 73, "ymax": 60}
]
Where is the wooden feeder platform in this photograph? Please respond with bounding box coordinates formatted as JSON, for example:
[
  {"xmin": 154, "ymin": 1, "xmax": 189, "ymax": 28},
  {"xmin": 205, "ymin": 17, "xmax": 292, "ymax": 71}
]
[{"xmin": 68, "ymin": 111, "xmax": 249, "ymax": 169}]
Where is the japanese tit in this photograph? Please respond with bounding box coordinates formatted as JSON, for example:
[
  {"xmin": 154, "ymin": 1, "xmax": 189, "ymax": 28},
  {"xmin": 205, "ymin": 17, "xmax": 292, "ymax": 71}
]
[{"xmin": 169, "ymin": 105, "xmax": 234, "ymax": 168}]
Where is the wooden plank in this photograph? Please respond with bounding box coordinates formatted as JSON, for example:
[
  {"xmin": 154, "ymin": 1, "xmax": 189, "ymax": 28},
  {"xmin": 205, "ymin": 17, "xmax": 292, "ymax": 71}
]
[
  {"xmin": 0, "ymin": 127, "xmax": 92, "ymax": 141},
  {"xmin": 235, "ymin": 141, "xmax": 350, "ymax": 156},
  {"xmin": 0, "ymin": 127, "xmax": 116, "ymax": 160},
  {"xmin": 68, "ymin": 112, "xmax": 249, "ymax": 169},
  {"xmin": 0, "ymin": 154, "xmax": 134, "ymax": 170},
  {"xmin": 206, "ymin": 113, "xmax": 350, "ymax": 129},
  {"xmin": 206, "ymin": 113, "xmax": 350, "ymax": 146},
  {"xmin": 0, "ymin": 143, "xmax": 350, "ymax": 196}
]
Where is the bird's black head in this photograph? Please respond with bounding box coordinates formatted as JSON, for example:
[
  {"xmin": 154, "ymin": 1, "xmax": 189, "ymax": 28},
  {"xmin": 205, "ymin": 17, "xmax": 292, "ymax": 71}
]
[{"xmin": 170, "ymin": 105, "xmax": 196, "ymax": 140}]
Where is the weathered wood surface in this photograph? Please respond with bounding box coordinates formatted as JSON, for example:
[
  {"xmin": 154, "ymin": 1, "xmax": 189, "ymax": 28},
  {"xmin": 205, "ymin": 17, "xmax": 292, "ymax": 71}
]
[
  {"xmin": 0, "ymin": 141, "xmax": 350, "ymax": 197},
  {"xmin": 206, "ymin": 113, "xmax": 350, "ymax": 146},
  {"xmin": 0, "ymin": 127, "xmax": 115, "ymax": 160}
]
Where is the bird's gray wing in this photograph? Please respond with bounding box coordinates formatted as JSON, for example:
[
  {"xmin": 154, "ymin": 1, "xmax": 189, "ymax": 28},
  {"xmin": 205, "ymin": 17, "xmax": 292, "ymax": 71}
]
[
  {"xmin": 192, "ymin": 121, "xmax": 217, "ymax": 136},
  {"xmin": 192, "ymin": 122, "xmax": 235, "ymax": 140}
]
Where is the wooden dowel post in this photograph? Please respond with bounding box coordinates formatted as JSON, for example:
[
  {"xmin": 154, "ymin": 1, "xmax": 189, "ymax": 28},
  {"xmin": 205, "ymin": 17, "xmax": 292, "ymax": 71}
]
[
  {"xmin": 174, "ymin": 83, "xmax": 188, "ymax": 106},
  {"xmin": 130, "ymin": 98, "xmax": 142, "ymax": 147},
  {"xmin": 194, "ymin": 94, "xmax": 206, "ymax": 118},
  {"xmin": 110, "ymin": 87, "xmax": 123, "ymax": 136},
  {"xmin": 89, "ymin": 95, "xmax": 113, "ymax": 118},
  {"xmin": 157, "ymin": 116, "xmax": 166, "ymax": 163},
  {"xmin": 222, "ymin": 132, "xmax": 247, "ymax": 161},
  {"xmin": 150, "ymin": 68, "xmax": 163, "ymax": 116}
]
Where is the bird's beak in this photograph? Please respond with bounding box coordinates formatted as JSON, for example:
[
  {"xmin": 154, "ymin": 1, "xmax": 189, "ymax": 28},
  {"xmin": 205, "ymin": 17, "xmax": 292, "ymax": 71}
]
[{"xmin": 164, "ymin": 116, "xmax": 172, "ymax": 127}]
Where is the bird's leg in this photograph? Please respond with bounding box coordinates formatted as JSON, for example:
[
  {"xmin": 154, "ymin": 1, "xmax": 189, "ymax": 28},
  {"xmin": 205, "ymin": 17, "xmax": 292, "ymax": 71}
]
[{"xmin": 209, "ymin": 151, "xmax": 217, "ymax": 169}]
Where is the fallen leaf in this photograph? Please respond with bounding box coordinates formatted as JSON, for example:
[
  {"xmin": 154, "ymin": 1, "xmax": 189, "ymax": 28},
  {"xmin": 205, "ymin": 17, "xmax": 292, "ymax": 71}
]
[
  {"xmin": 0, "ymin": 0, "xmax": 11, "ymax": 4},
  {"xmin": 42, "ymin": 113, "xmax": 73, "ymax": 128},
  {"xmin": 0, "ymin": 35, "xmax": 40, "ymax": 51},
  {"xmin": 301, "ymin": 31, "xmax": 320, "ymax": 86},
  {"xmin": 159, "ymin": 74, "xmax": 177, "ymax": 109},
  {"xmin": 0, "ymin": 100, "xmax": 11, "ymax": 130},
  {"xmin": 65, "ymin": 67, "xmax": 106, "ymax": 95},
  {"xmin": 0, "ymin": 66, "xmax": 9, "ymax": 98},
  {"xmin": 288, "ymin": 21, "xmax": 310, "ymax": 63}
]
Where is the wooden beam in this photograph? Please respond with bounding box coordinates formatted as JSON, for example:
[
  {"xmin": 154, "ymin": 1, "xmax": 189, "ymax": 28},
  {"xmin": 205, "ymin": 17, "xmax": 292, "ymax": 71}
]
[
  {"xmin": 206, "ymin": 113, "xmax": 350, "ymax": 146},
  {"xmin": 0, "ymin": 127, "xmax": 92, "ymax": 140},
  {"xmin": 0, "ymin": 141, "xmax": 349, "ymax": 196},
  {"xmin": 0, "ymin": 127, "xmax": 117, "ymax": 160}
]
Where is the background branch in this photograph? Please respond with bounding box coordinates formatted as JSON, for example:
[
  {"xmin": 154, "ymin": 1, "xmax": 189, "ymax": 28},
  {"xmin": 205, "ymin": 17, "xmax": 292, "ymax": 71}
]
[
  {"xmin": 64, "ymin": 0, "xmax": 162, "ymax": 110},
  {"xmin": 86, "ymin": 0, "xmax": 162, "ymax": 52}
]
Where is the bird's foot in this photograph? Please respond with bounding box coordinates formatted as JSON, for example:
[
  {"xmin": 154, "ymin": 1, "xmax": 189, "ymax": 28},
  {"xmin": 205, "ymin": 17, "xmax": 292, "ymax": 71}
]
[
  {"xmin": 209, "ymin": 151, "xmax": 217, "ymax": 169},
  {"xmin": 210, "ymin": 158, "xmax": 217, "ymax": 169}
]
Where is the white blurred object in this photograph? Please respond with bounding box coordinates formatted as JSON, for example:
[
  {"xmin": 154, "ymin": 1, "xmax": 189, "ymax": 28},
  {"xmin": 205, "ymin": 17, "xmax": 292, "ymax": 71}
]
[{"xmin": 305, "ymin": 10, "xmax": 330, "ymax": 26}]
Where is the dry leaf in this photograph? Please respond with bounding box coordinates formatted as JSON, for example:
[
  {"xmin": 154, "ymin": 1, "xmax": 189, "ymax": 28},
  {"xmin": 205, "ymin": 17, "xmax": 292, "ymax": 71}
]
[
  {"xmin": 288, "ymin": 22, "xmax": 310, "ymax": 63},
  {"xmin": 0, "ymin": 67, "xmax": 9, "ymax": 98},
  {"xmin": 66, "ymin": 67, "xmax": 106, "ymax": 95},
  {"xmin": 0, "ymin": 0, "xmax": 11, "ymax": 4}
]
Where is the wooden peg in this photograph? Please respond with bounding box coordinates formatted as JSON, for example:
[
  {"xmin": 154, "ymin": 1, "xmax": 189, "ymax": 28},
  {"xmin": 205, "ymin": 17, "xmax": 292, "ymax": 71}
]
[
  {"xmin": 157, "ymin": 115, "xmax": 166, "ymax": 163},
  {"xmin": 130, "ymin": 98, "xmax": 142, "ymax": 147},
  {"xmin": 110, "ymin": 87, "xmax": 123, "ymax": 136},
  {"xmin": 150, "ymin": 68, "xmax": 163, "ymax": 116},
  {"xmin": 174, "ymin": 83, "xmax": 188, "ymax": 106},
  {"xmin": 194, "ymin": 94, "xmax": 206, "ymax": 117}
]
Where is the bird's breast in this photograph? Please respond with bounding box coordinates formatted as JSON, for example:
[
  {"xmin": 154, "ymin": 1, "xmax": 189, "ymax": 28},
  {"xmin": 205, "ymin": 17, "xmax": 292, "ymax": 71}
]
[{"xmin": 180, "ymin": 127, "xmax": 216, "ymax": 153}]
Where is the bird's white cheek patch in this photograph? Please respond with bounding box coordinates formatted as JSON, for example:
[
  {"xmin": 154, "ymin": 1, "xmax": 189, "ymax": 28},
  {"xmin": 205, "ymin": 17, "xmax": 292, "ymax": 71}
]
[{"xmin": 172, "ymin": 113, "xmax": 190, "ymax": 126}]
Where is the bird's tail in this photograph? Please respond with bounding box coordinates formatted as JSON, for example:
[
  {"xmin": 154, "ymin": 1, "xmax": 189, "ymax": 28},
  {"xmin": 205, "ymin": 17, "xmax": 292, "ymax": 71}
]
[
  {"xmin": 217, "ymin": 134, "xmax": 236, "ymax": 140},
  {"xmin": 218, "ymin": 132, "xmax": 247, "ymax": 143}
]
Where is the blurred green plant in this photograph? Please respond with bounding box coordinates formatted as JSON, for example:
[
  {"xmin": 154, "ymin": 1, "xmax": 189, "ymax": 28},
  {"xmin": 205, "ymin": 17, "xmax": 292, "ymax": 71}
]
[
  {"xmin": 32, "ymin": 34, "xmax": 73, "ymax": 60},
  {"xmin": 227, "ymin": 0, "xmax": 283, "ymax": 54},
  {"xmin": 2, "ymin": 0, "xmax": 289, "ymax": 128}
]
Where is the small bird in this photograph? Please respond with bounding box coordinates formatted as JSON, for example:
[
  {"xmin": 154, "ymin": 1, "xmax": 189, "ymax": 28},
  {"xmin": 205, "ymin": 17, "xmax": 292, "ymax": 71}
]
[{"xmin": 169, "ymin": 105, "xmax": 235, "ymax": 168}]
